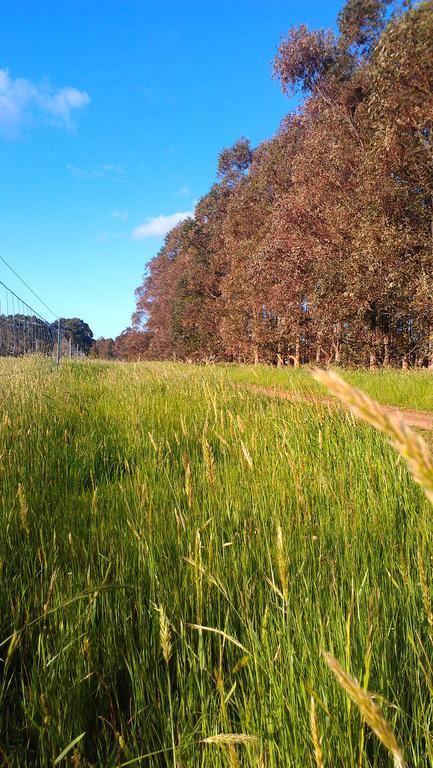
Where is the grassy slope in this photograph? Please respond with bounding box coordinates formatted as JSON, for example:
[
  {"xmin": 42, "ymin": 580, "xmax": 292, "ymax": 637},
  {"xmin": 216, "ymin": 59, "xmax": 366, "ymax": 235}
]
[{"xmin": 0, "ymin": 358, "xmax": 432, "ymax": 766}]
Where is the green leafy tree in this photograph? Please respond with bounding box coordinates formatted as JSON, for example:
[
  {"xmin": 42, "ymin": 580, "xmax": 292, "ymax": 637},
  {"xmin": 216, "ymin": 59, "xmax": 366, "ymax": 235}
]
[{"xmin": 59, "ymin": 318, "xmax": 94, "ymax": 354}]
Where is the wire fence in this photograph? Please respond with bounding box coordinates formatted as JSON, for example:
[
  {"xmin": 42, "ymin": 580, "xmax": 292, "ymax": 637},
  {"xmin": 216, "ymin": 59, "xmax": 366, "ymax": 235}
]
[{"xmin": 0, "ymin": 279, "xmax": 80, "ymax": 360}]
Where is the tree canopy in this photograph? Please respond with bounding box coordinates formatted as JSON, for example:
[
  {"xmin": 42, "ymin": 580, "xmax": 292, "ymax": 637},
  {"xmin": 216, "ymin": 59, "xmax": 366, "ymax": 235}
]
[
  {"xmin": 59, "ymin": 318, "xmax": 94, "ymax": 354},
  {"xmin": 132, "ymin": 0, "xmax": 433, "ymax": 369}
]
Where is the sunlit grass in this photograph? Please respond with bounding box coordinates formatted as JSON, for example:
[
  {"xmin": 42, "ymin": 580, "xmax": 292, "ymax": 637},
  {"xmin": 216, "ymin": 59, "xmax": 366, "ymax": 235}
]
[
  {"xmin": 0, "ymin": 356, "xmax": 432, "ymax": 766},
  {"xmin": 223, "ymin": 362, "xmax": 433, "ymax": 412}
]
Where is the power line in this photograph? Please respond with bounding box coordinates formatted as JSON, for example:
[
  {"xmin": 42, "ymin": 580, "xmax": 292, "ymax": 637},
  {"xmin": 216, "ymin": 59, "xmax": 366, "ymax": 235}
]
[
  {"xmin": 0, "ymin": 279, "xmax": 49, "ymax": 323},
  {"xmin": 0, "ymin": 278, "xmax": 59, "ymax": 359},
  {"xmin": 0, "ymin": 255, "xmax": 59, "ymax": 319},
  {"xmin": 0, "ymin": 260, "xmax": 83, "ymax": 362}
]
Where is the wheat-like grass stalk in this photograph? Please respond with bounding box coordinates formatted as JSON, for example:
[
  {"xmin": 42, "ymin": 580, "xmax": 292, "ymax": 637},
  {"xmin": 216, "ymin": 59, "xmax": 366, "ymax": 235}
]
[
  {"xmin": 311, "ymin": 368, "xmax": 433, "ymax": 504},
  {"xmin": 4, "ymin": 631, "xmax": 19, "ymax": 674},
  {"xmin": 147, "ymin": 431, "xmax": 158, "ymax": 452},
  {"xmin": 276, "ymin": 522, "xmax": 289, "ymax": 602},
  {"xmin": 157, "ymin": 605, "xmax": 176, "ymax": 765},
  {"xmin": 201, "ymin": 733, "xmax": 259, "ymax": 746},
  {"xmin": 214, "ymin": 668, "xmax": 239, "ymax": 768},
  {"xmin": 324, "ymin": 652, "xmax": 406, "ymax": 768},
  {"xmin": 16, "ymin": 483, "xmax": 29, "ymax": 534},
  {"xmin": 180, "ymin": 414, "xmax": 188, "ymax": 436},
  {"xmin": 43, "ymin": 570, "xmax": 57, "ymax": 618},
  {"xmin": 182, "ymin": 453, "xmax": 193, "ymax": 508},
  {"xmin": 91, "ymin": 488, "xmax": 98, "ymax": 515},
  {"xmin": 240, "ymin": 439, "xmax": 253, "ymax": 469},
  {"xmin": 158, "ymin": 606, "xmax": 172, "ymax": 664},
  {"xmin": 236, "ymin": 414, "xmax": 245, "ymax": 433},
  {"xmin": 194, "ymin": 529, "xmax": 203, "ymax": 624},
  {"xmin": 417, "ymin": 544, "xmax": 433, "ymax": 626},
  {"xmin": 202, "ymin": 436, "xmax": 216, "ymax": 487},
  {"xmin": 358, "ymin": 594, "xmax": 375, "ymax": 767},
  {"xmin": 310, "ymin": 696, "xmax": 325, "ymax": 768},
  {"xmin": 187, "ymin": 623, "xmax": 250, "ymax": 654}
]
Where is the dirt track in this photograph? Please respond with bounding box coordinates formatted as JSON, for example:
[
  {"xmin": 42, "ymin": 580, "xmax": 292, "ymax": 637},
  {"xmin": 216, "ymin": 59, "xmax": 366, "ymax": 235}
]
[{"xmin": 248, "ymin": 385, "xmax": 433, "ymax": 431}]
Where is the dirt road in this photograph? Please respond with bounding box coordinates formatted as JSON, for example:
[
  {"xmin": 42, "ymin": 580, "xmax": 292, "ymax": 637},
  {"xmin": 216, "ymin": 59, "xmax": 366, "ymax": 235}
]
[{"xmin": 248, "ymin": 385, "xmax": 433, "ymax": 431}]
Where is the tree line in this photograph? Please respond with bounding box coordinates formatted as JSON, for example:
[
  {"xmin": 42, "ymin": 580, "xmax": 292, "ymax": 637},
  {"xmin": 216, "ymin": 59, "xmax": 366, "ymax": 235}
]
[
  {"xmin": 89, "ymin": 328, "xmax": 151, "ymax": 361},
  {"xmin": 0, "ymin": 315, "xmax": 95, "ymax": 357},
  {"xmin": 126, "ymin": 0, "xmax": 433, "ymax": 369},
  {"xmin": 0, "ymin": 311, "xmax": 151, "ymax": 362}
]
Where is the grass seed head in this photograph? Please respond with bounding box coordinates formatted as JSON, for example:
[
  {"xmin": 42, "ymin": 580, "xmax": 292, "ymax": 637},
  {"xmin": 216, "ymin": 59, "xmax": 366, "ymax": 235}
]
[
  {"xmin": 310, "ymin": 696, "xmax": 325, "ymax": 768},
  {"xmin": 5, "ymin": 631, "xmax": 19, "ymax": 673},
  {"xmin": 158, "ymin": 606, "xmax": 172, "ymax": 664},
  {"xmin": 417, "ymin": 544, "xmax": 433, "ymax": 625},
  {"xmin": 201, "ymin": 733, "xmax": 259, "ymax": 747},
  {"xmin": 312, "ymin": 368, "xmax": 433, "ymax": 505},
  {"xmin": 43, "ymin": 570, "xmax": 57, "ymax": 617},
  {"xmin": 324, "ymin": 652, "xmax": 406, "ymax": 768},
  {"xmin": 202, "ymin": 436, "xmax": 216, "ymax": 487},
  {"xmin": 236, "ymin": 414, "xmax": 245, "ymax": 433},
  {"xmin": 183, "ymin": 453, "xmax": 193, "ymax": 508},
  {"xmin": 16, "ymin": 483, "xmax": 29, "ymax": 534},
  {"xmin": 276, "ymin": 522, "xmax": 289, "ymax": 602},
  {"xmin": 240, "ymin": 439, "xmax": 253, "ymax": 469}
]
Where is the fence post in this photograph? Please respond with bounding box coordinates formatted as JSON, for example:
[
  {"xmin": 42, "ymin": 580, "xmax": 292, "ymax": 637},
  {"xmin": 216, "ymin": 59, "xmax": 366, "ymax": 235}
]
[{"xmin": 56, "ymin": 319, "xmax": 62, "ymax": 365}]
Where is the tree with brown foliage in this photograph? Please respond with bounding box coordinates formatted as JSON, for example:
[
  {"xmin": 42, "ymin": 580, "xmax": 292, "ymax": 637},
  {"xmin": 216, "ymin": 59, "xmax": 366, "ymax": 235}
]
[
  {"xmin": 132, "ymin": 0, "xmax": 432, "ymax": 370},
  {"xmin": 89, "ymin": 337, "xmax": 115, "ymax": 360},
  {"xmin": 114, "ymin": 328, "xmax": 152, "ymax": 361}
]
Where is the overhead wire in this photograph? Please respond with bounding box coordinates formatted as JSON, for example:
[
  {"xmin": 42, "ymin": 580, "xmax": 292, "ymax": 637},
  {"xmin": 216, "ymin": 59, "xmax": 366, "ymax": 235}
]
[
  {"xmin": 0, "ymin": 255, "xmax": 59, "ymax": 319},
  {"xmin": 0, "ymin": 279, "xmax": 49, "ymax": 323}
]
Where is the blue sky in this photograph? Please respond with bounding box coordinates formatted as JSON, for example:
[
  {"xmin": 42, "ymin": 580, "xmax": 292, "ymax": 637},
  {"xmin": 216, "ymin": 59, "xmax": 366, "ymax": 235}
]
[{"xmin": 0, "ymin": 0, "xmax": 342, "ymax": 339}]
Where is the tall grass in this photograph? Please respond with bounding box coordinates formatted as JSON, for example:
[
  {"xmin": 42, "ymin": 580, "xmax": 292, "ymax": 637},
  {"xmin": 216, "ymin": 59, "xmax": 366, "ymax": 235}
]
[
  {"xmin": 224, "ymin": 363, "xmax": 433, "ymax": 412},
  {"xmin": 0, "ymin": 357, "xmax": 432, "ymax": 766}
]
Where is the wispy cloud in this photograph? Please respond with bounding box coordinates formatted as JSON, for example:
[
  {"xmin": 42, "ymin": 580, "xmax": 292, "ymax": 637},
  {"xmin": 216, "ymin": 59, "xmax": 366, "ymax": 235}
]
[
  {"xmin": 111, "ymin": 208, "xmax": 129, "ymax": 220},
  {"xmin": 132, "ymin": 211, "xmax": 193, "ymax": 239},
  {"xmin": 97, "ymin": 231, "xmax": 128, "ymax": 242},
  {"xmin": 177, "ymin": 185, "xmax": 191, "ymax": 197},
  {"xmin": 67, "ymin": 163, "xmax": 125, "ymax": 181},
  {"xmin": 0, "ymin": 68, "xmax": 90, "ymax": 137}
]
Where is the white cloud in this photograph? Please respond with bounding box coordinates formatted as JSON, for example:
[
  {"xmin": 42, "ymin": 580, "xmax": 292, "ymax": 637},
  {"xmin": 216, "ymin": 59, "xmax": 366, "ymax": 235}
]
[
  {"xmin": 67, "ymin": 163, "xmax": 125, "ymax": 180},
  {"xmin": 0, "ymin": 68, "xmax": 90, "ymax": 136},
  {"xmin": 177, "ymin": 185, "xmax": 191, "ymax": 197},
  {"xmin": 97, "ymin": 230, "xmax": 128, "ymax": 241},
  {"xmin": 132, "ymin": 211, "xmax": 193, "ymax": 239},
  {"xmin": 111, "ymin": 208, "xmax": 129, "ymax": 220}
]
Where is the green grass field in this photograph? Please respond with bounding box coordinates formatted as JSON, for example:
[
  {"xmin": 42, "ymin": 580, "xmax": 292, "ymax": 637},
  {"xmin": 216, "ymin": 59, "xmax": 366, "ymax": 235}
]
[
  {"xmin": 1, "ymin": 357, "xmax": 433, "ymax": 766},
  {"xmin": 224, "ymin": 363, "xmax": 433, "ymax": 412}
]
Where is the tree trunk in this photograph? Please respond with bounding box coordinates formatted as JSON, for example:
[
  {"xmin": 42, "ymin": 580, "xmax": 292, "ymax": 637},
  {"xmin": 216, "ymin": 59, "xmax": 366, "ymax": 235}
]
[
  {"xmin": 315, "ymin": 334, "xmax": 322, "ymax": 364},
  {"xmin": 402, "ymin": 354, "xmax": 409, "ymax": 370},
  {"xmin": 253, "ymin": 347, "xmax": 259, "ymax": 366},
  {"xmin": 293, "ymin": 336, "xmax": 301, "ymax": 369},
  {"xmin": 429, "ymin": 325, "xmax": 433, "ymax": 369},
  {"xmin": 383, "ymin": 335, "xmax": 390, "ymax": 368},
  {"xmin": 277, "ymin": 333, "xmax": 283, "ymax": 367},
  {"xmin": 369, "ymin": 349, "xmax": 377, "ymax": 369},
  {"xmin": 334, "ymin": 322, "xmax": 341, "ymax": 365},
  {"xmin": 430, "ymin": 199, "xmax": 433, "ymax": 368}
]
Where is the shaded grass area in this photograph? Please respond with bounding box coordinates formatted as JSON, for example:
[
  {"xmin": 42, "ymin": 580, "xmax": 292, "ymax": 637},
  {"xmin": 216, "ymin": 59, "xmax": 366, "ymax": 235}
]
[
  {"xmin": 223, "ymin": 363, "xmax": 433, "ymax": 412},
  {"xmin": 0, "ymin": 357, "xmax": 432, "ymax": 766}
]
